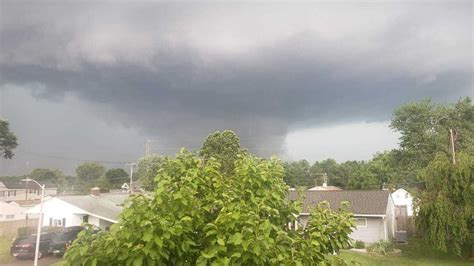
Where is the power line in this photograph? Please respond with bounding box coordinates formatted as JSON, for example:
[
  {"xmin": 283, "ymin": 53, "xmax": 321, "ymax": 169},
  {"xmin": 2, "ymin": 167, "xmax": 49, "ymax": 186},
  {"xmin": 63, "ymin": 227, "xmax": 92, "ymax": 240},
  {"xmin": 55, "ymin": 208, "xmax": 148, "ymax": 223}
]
[{"xmin": 17, "ymin": 151, "xmax": 130, "ymax": 165}]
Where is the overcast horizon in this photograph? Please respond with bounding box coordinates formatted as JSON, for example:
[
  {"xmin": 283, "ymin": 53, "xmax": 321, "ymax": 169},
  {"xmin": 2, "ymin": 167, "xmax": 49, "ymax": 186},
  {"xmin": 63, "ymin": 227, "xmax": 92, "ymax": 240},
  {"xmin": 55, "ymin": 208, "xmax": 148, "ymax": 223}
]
[{"xmin": 1, "ymin": 1, "xmax": 472, "ymax": 176}]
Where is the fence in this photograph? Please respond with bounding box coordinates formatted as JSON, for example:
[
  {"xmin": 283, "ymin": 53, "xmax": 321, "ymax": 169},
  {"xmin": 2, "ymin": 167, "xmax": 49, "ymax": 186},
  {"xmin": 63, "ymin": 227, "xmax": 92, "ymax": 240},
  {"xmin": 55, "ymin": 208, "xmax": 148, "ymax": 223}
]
[{"xmin": 0, "ymin": 218, "xmax": 39, "ymax": 238}]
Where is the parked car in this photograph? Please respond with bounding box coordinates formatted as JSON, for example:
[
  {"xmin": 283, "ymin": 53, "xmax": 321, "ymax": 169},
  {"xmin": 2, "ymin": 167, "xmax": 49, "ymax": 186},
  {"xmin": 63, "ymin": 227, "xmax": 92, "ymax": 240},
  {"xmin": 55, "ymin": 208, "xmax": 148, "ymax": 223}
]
[
  {"xmin": 48, "ymin": 226, "xmax": 85, "ymax": 256},
  {"xmin": 10, "ymin": 232, "xmax": 56, "ymax": 259}
]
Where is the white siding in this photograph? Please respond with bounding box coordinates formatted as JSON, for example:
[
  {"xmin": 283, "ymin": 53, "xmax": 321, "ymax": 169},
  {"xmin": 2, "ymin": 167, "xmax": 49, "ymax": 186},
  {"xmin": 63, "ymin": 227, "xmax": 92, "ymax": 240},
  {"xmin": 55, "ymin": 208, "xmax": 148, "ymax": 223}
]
[
  {"xmin": 298, "ymin": 215, "xmax": 386, "ymax": 243},
  {"xmin": 386, "ymin": 195, "xmax": 395, "ymax": 239},
  {"xmin": 26, "ymin": 197, "xmax": 85, "ymax": 227},
  {"xmin": 0, "ymin": 188, "xmax": 58, "ymax": 202},
  {"xmin": 392, "ymin": 189, "xmax": 414, "ymax": 216}
]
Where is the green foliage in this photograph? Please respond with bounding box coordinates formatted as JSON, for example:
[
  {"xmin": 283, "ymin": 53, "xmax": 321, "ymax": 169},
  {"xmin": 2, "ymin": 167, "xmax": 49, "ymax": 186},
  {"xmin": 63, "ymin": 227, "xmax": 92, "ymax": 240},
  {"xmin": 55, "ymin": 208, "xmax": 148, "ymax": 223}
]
[
  {"xmin": 415, "ymin": 152, "xmax": 473, "ymax": 256},
  {"xmin": 65, "ymin": 149, "xmax": 355, "ymax": 265},
  {"xmin": 283, "ymin": 160, "xmax": 311, "ymax": 187},
  {"xmin": 134, "ymin": 155, "xmax": 167, "ymax": 191},
  {"xmin": 76, "ymin": 162, "xmax": 106, "ymax": 181},
  {"xmin": 74, "ymin": 162, "xmax": 106, "ymax": 193},
  {"xmin": 285, "ymin": 156, "xmax": 395, "ymax": 190},
  {"xmin": 390, "ymin": 97, "xmax": 474, "ymax": 182},
  {"xmin": 105, "ymin": 168, "xmax": 129, "ymax": 188},
  {"xmin": 29, "ymin": 168, "xmax": 67, "ymax": 189},
  {"xmin": 366, "ymin": 240, "xmax": 395, "ymax": 255},
  {"xmin": 199, "ymin": 130, "xmax": 246, "ymax": 176},
  {"xmin": 0, "ymin": 119, "xmax": 18, "ymax": 159},
  {"xmin": 353, "ymin": 240, "xmax": 365, "ymax": 249}
]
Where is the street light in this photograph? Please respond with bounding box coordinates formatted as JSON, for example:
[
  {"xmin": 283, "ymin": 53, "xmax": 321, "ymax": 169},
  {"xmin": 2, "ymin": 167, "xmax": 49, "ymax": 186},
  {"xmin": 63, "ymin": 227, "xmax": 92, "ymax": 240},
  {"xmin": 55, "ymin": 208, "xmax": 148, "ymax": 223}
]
[{"xmin": 22, "ymin": 178, "xmax": 45, "ymax": 266}]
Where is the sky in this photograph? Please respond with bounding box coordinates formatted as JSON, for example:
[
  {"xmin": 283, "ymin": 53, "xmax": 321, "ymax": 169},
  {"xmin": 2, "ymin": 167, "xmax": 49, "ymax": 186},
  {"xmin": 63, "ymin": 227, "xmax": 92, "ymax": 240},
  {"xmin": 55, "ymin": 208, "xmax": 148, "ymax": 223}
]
[{"xmin": 0, "ymin": 1, "xmax": 472, "ymax": 175}]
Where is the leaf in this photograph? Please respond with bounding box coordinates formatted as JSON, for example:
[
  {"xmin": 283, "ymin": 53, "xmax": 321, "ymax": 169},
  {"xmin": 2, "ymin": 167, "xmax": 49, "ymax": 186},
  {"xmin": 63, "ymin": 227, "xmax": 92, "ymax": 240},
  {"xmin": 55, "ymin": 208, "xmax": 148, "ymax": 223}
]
[
  {"xmin": 133, "ymin": 256, "xmax": 143, "ymax": 266},
  {"xmin": 228, "ymin": 233, "xmax": 243, "ymax": 245},
  {"xmin": 154, "ymin": 238, "xmax": 163, "ymax": 248},
  {"xmin": 217, "ymin": 238, "xmax": 225, "ymax": 246}
]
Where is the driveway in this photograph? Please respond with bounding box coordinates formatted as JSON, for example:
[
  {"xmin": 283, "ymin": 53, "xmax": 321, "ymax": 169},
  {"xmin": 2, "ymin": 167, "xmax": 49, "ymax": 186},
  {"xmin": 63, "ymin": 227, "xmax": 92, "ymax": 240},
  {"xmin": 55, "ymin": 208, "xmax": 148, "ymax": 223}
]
[{"xmin": 1, "ymin": 256, "xmax": 63, "ymax": 266}]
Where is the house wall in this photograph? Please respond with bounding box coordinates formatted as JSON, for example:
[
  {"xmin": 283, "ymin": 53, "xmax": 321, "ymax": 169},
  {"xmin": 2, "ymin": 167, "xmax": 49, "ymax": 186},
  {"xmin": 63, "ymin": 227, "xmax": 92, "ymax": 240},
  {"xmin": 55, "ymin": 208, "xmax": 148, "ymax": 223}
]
[
  {"xmin": 0, "ymin": 212, "xmax": 26, "ymax": 221},
  {"xmin": 392, "ymin": 189, "xmax": 414, "ymax": 216},
  {"xmin": 0, "ymin": 203, "xmax": 27, "ymax": 221},
  {"xmin": 27, "ymin": 198, "xmax": 83, "ymax": 227},
  {"xmin": 350, "ymin": 217, "xmax": 386, "ymax": 243},
  {"xmin": 99, "ymin": 219, "xmax": 114, "ymax": 230},
  {"xmin": 386, "ymin": 195, "xmax": 395, "ymax": 240},
  {"xmin": 298, "ymin": 215, "xmax": 386, "ymax": 243},
  {"xmin": 0, "ymin": 188, "xmax": 58, "ymax": 202},
  {"xmin": 88, "ymin": 215, "xmax": 100, "ymax": 227}
]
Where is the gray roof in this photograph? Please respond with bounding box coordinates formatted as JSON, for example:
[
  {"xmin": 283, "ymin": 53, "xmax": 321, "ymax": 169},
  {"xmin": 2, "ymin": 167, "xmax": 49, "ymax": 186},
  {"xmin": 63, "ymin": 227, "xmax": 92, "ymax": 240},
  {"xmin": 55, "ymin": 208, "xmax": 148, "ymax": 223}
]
[
  {"xmin": 58, "ymin": 193, "xmax": 129, "ymax": 222},
  {"xmin": 0, "ymin": 180, "xmax": 57, "ymax": 189},
  {"xmin": 289, "ymin": 190, "xmax": 391, "ymax": 215}
]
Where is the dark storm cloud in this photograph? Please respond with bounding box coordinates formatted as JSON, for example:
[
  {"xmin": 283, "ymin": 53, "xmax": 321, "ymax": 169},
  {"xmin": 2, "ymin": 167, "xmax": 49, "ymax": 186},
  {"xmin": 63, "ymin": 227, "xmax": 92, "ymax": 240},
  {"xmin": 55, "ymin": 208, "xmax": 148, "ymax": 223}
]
[{"xmin": 0, "ymin": 1, "xmax": 472, "ymax": 159}]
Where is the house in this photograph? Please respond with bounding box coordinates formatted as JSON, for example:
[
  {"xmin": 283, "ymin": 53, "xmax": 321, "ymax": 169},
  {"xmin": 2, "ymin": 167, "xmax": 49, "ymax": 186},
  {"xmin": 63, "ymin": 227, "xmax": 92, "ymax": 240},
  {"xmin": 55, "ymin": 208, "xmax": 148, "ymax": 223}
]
[
  {"xmin": 0, "ymin": 180, "xmax": 58, "ymax": 202},
  {"xmin": 0, "ymin": 201, "xmax": 26, "ymax": 221},
  {"xmin": 290, "ymin": 190, "xmax": 395, "ymax": 243},
  {"xmin": 391, "ymin": 188, "xmax": 414, "ymax": 216},
  {"xmin": 26, "ymin": 188, "xmax": 129, "ymax": 230},
  {"xmin": 391, "ymin": 188, "xmax": 415, "ymax": 241},
  {"xmin": 0, "ymin": 201, "xmax": 40, "ymax": 237}
]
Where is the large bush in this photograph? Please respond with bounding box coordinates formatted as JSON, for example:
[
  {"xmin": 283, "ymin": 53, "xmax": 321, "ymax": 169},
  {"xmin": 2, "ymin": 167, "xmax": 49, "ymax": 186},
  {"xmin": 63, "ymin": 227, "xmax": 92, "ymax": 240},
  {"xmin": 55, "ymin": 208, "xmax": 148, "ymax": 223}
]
[{"xmin": 65, "ymin": 150, "xmax": 354, "ymax": 265}]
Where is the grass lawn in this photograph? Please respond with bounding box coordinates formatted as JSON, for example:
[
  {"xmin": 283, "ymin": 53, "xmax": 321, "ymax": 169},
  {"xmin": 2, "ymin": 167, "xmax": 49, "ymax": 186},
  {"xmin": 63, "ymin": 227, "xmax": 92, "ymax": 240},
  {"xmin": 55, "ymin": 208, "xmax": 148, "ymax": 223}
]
[
  {"xmin": 0, "ymin": 237, "xmax": 14, "ymax": 264},
  {"xmin": 339, "ymin": 238, "xmax": 472, "ymax": 265}
]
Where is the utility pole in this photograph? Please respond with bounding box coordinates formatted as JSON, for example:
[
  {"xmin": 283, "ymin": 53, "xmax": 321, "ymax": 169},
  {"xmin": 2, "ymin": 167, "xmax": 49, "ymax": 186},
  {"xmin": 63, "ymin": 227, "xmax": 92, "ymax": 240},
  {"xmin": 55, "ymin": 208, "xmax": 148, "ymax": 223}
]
[
  {"xmin": 450, "ymin": 128, "xmax": 456, "ymax": 164},
  {"xmin": 126, "ymin": 162, "xmax": 137, "ymax": 194},
  {"xmin": 25, "ymin": 161, "xmax": 30, "ymax": 201},
  {"xmin": 312, "ymin": 172, "xmax": 328, "ymax": 187}
]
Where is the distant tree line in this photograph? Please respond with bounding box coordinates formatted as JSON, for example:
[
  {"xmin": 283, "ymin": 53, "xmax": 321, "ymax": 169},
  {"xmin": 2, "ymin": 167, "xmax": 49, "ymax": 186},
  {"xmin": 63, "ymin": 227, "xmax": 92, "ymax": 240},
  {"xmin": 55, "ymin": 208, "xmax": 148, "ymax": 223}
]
[{"xmin": 283, "ymin": 97, "xmax": 474, "ymax": 192}]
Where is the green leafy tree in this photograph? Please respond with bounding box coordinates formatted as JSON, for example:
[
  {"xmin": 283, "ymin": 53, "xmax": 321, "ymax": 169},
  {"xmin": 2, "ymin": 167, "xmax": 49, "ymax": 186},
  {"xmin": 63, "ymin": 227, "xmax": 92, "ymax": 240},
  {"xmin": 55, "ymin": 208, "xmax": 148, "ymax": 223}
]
[
  {"xmin": 283, "ymin": 160, "xmax": 311, "ymax": 187},
  {"xmin": 415, "ymin": 152, "xmax": 473, "ymax": 256},
  {"xmin": 105, "ymin": 168, "xmax": 129, "ymax": 188},
  {"xmin": 75, "ymin": 162, "xmax": 106, "ymax": 192},
  {"xmin": 0, "ymin": 119, "xmax": 18, "ymax": 159},
  {"xmin": 311, "ymin": 159, "xmax": 347, "ymax": 188},
  {"xmin": 29, "ymin": 168, "xmax": 67, "ymax": 189},
  {"xmin": 135, "ymin": 155, "xmax": 167, "ymax": 191},
  {"xmin": 65, "ymin": 150, "xmax": 354, "ymax": 265},
  {"xmin": 390, "ymin": 97, "xmax": 474, "ymax": 182},
  {"xmin": 346, "ymin": 162, "xmax": 378, "ymax": 190},
  {"xmin": 199, "ymin": 130, "xmax": 246, "ymax": 176}
]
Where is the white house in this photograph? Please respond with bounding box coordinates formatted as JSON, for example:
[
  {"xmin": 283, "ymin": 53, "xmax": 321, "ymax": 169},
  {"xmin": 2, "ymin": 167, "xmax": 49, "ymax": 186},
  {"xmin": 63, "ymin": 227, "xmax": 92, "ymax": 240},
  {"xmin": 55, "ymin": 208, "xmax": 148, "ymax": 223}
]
[
  {"xmin": 289, "ymin": 190, "xmax": 395, "ymax": 243},
  {"xmin": 26, "ymin": 189, "xmax": 129, "ymax": 230},
  {"xmin": 0, "ymin": 201, "xmax": 26, "ymax": 221},
  {"xmin": 391, "ymin": 188, "xmax": 414, "ymax": 216},
  {"xmin": 0, "ymin": 180, "xmax": 57, "ymax": 202}
]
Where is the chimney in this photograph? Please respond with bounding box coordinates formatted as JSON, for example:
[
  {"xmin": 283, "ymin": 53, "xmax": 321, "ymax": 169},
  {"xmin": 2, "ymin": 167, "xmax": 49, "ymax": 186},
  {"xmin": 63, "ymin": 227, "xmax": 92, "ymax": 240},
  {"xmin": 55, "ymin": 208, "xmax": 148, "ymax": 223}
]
[{"xmin": 90, "ymin": 187, "xmax": 100, "ymax": 196}]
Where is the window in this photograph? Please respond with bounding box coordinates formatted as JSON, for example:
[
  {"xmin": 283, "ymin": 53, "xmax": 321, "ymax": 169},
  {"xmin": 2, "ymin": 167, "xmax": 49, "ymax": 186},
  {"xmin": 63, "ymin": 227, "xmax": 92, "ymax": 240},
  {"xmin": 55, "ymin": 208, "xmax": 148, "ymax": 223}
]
[
  {"xmin": 6, "ymin": 215, "xmax": 15, "ymax": 220},
  {"xmin": 53, "ymin": 219, "xmax": 63, "ymax": 227},
  {"xmin": 355, "ymin": 218, "xmax": 367, "ymax": 227}
]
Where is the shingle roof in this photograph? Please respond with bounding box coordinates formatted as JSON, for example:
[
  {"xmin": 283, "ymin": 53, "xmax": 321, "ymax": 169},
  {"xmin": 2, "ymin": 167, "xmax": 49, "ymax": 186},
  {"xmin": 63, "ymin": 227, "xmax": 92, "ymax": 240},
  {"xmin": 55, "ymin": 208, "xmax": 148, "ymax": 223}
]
[
  {"xmin": 0, "ymin": 180, "xmax": 57, "ymax": 189},
  {"xmin": 58, "ymin": 193, "xmax": 129, "ymax": 222},
  {"xmin": 289, "ymin": 190, "xmax": 391, "ymax": 215}
]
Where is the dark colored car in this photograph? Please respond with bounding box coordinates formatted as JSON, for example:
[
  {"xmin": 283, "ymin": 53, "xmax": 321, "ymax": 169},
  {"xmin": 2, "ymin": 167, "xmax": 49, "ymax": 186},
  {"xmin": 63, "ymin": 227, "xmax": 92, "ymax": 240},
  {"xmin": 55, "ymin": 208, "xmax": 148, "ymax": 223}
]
[
  {"xmin": 10, "ymin": 232, "xmax": 56, "ymax": 259},
  {"xmin": 48, "ymin": 226, "xmax": 85, "ymax": 256}
]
